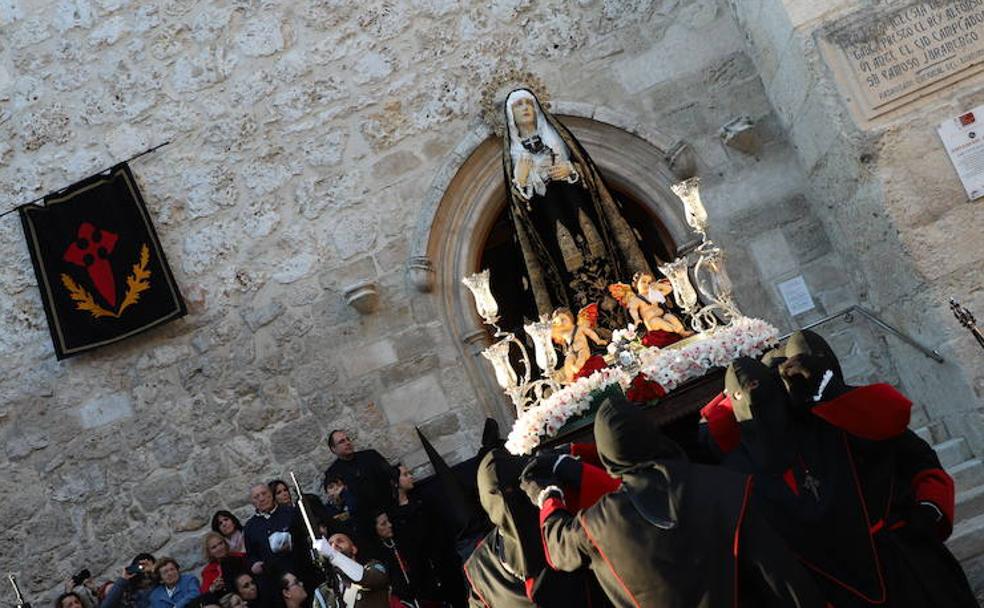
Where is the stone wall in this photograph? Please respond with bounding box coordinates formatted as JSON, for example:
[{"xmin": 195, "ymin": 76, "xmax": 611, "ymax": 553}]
[
  {"xmin": 0, "ymin": 0, "xmax": 923, "ymax": 600},
  {"xmin": 728, "ymin": 0, "xmax": 984, "ymax": 450}
]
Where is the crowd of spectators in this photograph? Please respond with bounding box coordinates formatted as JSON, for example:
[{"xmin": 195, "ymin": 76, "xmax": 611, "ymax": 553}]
[{"xmin": 54, "ymin": 428, "xmax": 466, "ymax": 608}]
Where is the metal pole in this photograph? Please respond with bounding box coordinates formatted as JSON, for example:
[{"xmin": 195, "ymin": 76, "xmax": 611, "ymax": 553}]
[{"xmin": 779, "ymin": 304, "xmax": 945, "ymax": 363}]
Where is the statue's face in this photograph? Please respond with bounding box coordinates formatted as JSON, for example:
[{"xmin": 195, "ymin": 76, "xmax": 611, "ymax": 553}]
[
  {"xmin": 511, "ymin": 97, "xmax": 536, "ymax": 131},
  {"xmin": 636, "ymin": 274, "xmax": 653, "ymax": 294},
  {"xmin": 551, "ymin": 311, "xmax": 574, "ymax": 341}
]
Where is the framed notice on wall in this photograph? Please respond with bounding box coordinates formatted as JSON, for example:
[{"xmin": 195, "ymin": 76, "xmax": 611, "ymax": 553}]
[{"xmin": 938, "ymin": 105, "xmax": 984, "ymax": 200}]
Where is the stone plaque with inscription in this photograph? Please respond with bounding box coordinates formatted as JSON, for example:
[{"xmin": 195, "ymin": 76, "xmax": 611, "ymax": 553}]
[{"xmin": 818, "ymin": 0, "xmax": 984, "ymax": 124}]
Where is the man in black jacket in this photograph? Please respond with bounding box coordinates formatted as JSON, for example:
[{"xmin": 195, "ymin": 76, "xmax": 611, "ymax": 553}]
[
  {"xmin": 523, "ymin": 394, "xmax": 825, "ymax": 608},
  {"xmin": 322, "ymin": 429, "xmax": 394, "ymax": 522}
]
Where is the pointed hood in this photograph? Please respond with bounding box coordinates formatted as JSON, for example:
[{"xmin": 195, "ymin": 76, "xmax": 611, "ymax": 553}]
[
  {"xmin": 476, "ymin": 449, "xmax": 543, "ymax": 578},
  {"xmin": 778, "ymin": 330, "xmax": 849, "ymax": 408},
  {"xmin": 416, "ymin": 427, "xmax": 485, "ymax": 538},
  {"xmin": 725, "ymin": 357, "xmax": 796, "ymax": 472},
  {"xmin": 594, "ymin": 394, "xmax": 685, "ymax": 529}
]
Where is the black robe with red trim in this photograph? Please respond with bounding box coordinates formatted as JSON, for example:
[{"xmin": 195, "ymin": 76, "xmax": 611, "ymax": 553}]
[
  {"xmin": 538, "ymin": 462, "xmax": 826, "ymax": 608},
  {"xmin": 701, "ymin": 384, "xmax": 977, "ymax": 607},
  {"xmin": 463, "ymin": 456, "xmax": 617, "ymax": 608}
]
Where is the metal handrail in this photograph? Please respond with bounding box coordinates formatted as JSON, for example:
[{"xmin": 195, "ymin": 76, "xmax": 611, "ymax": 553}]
[{"xmin": 778, "ymin": 304, "xmax": 945, "ymax": 364}]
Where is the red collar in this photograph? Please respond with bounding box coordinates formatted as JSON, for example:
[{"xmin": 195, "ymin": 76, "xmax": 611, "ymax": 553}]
[{"xmin": 811, "ymin": 384, "xmax": 911, "ymax": 440}]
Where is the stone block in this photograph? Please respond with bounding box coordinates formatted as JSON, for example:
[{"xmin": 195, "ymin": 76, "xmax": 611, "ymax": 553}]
[
  {"xmin": 341, "ymin": 339, "xmax": 399, "ymax": 377},
  {"xmin": 319, "ymin": 256, "xmax": 377, "ymax": 291},
  {"xmin": 181, "ymin": 449, "xmax": 229, "ymax": 493},
  {"xmin": 134, "ymin": 472, "xmax": 185, "ymax": 510},
  {"xmin": 242, "ymin": 300, "xmax": 285, "ymax": 332},
  {"xmin": 615, "ymin": 11, "xmax": 743, "ymax": 94},
  {"xmin": 270, "ymin": 417, "xmax": 325, "ymax": 464},
  {"xmin": 748, "ymin": 228, "xmax": 798, "ymax": 280},
  {"xmin": 378, "ymin": 374, "xmax": 450, "ymax": 426},
  {"xmin": 149, "ymin": 429, "xmax": 196, "ymax": 468},
  {"xmin": 380, "ymin": 353, "xmax": 440, "ymax": 389},
  {"xmin": 782, "ymin": 216, "xmax": 832, "ymax": 265},
  {"xmin": 418, "ymin": 410, "xmax": 460, "ymax": 440}
]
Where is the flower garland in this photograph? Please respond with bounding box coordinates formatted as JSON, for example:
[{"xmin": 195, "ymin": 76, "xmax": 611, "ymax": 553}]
[{"xmin": 505, "ymin": 316, "xmax": 779, "ymax": 455}]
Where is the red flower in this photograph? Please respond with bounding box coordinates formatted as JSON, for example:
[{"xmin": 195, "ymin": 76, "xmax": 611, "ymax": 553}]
[
  {"xmin": 641, "ymin": 330, "xmax": 682, "ymax": 348},
  {"xmin": 573, "ymin": 355, "xmax": 607, "ymax": 381},
  {"xmin": 626, "ymin": 373, "xmax": 666, "ymax": 403}
]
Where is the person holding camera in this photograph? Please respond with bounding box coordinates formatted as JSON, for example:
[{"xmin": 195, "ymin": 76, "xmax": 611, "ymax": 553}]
[
  {"xmin": 148, "ymin": 557, "xmax": 199, "ymax": 608},
  {"xmin": 63, "ymin": 569, "xmax": 100, "ymax": 608},
  {"xmin": 101, "ymin": 554, "xmax": 157, "ymax": 608}
]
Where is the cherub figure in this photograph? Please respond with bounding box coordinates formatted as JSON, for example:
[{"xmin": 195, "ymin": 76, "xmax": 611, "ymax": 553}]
[
  {"xmin": 609, "ymin": 281, "xmax": 692, "ymax": 337},
  {"xmin": 551, "ymin": 303, "xmax": 608, "ymax": 383}
]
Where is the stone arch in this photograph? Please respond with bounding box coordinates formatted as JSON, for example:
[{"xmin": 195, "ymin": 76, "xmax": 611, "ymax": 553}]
[{"xmin": 410, "ymin": 106, "xmax": 699, "ymax": 424}]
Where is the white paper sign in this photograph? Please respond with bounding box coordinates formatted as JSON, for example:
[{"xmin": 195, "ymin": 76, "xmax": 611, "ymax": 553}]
[
  {"xmin": 777, "ymin": 276, "xmax": 816, "ymax": 317},
  {"xmin": 938, "ymin": 106, "xmax": 984, "ymax": 200}
]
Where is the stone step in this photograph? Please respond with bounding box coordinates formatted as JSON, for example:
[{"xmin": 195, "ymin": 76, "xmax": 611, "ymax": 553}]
[
  {"xmin": 915, "ymin": 420, "xmax": 950, "ymax": 446},
  {"xmin": 950, "ymin": 459, "xmax": 984, "ymax": 492},
  {"xmin": 957, "ymin": 485, "xmax": 984, "ymax": 522},
  {"xmin": 948, "ymin": 511, "xmax": 984, "ymax": 561},
  {"xmin": 910, "ymin": 404, "xmax": 931, "ymax": 429},
  {"xmin": 935, "ymin": 437, "xmax": 974, "ymax": 469}
]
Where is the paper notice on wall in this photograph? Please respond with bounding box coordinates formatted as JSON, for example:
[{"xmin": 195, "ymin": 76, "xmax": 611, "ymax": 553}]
[
  {"xmin": 938, "ymin": 106, "xmax": 984, "ymax": 200},
  {"xmin": 777, "ymin": 276, "xmax": 816, "ymax": 317}
]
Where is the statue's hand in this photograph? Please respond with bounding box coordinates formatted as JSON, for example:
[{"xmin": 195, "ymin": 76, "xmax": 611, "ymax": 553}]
[
  {"xmin": 548, "ymin": 161, "xmax": 575, "ymax": 181},
  {"xmin": 515, "ymin": 155, "xmax": 534, "ymax": 187}
]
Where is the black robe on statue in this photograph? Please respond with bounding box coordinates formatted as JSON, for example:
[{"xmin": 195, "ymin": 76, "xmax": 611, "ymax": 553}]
[{"xmin": 502, "ymin": 88, "xmax": 652, "ymax": 324}]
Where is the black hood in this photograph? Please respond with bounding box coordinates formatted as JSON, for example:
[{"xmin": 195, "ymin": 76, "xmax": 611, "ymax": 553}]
[
  {"xmin": 725, "ymin": 357, "xmax": 795, "ymax": 472},
  {"xmin": 476, "ymin": 449, "xmax": 543, "ymax": 578},
  {"xmin": 595, "ymin": 394, "xmax": 685, "ymax": 529},
  {"xmin": 778, "ymin": 330, "xmax": 849, "ymax": 409}
]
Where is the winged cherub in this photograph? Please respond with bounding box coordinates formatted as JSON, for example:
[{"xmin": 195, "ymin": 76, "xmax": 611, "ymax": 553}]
[
  {"xmin": 551, "ymin": 303, "xmax": 608, "ymax": 383},
  {"xmin": 609, "ymin": 281, "xmax": 692, "ymax": 338}
]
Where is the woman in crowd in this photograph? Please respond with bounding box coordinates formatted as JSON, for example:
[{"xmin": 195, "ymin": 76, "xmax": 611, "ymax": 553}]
[
  {"xmin": 200, "ymin": 532, "xmax": 246, "ymax": 594},
  {"xmin": 371, "ymin": 510, "xmax": 442, "ymax": 607},
  {"xmin": 268, "ymin": 480, "xmax": 294, "ymax": 507},
  {"xmin": 232, "ymin": 574, "xmax": 262, "ymax": 608},
  {"xmin": 54, "ymin": 593, "xmax": 84, "ymax": 608},
  {"xmin": 217, "ymin": 594, "xmax": 244, "ymax": 608},
  {"xmin": 211, "ymin": 511, "xmax": 246, "ymax": 554},
  {"xmin": 278, "ymin": 573, "xmax": 306, "ymax": 608}
]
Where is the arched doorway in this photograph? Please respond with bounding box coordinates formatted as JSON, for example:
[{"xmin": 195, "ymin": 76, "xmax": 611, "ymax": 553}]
[{"xmin": 413, "ymin": 113, "xmax": 697, "ymax": 425}]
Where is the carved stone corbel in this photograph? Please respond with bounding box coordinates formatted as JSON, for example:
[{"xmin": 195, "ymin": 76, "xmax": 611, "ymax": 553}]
[
  {"xmin": 408, "ymin": 256, "xmax": 435, "ymax": 293},
  {"xmin": 664, "ymin": 140, "xmax": 698, "ymax": 181}
]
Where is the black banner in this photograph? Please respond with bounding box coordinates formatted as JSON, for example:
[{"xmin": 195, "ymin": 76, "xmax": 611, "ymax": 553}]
[{"xmin": 19, "ymin": 163, "xmax": 186, "ymax": 359}]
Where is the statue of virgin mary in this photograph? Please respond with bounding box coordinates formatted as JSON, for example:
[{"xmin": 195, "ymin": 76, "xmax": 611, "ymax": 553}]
[{"xmin": 502, "ymin": 89, "xmax": 652, "ymax": 326}]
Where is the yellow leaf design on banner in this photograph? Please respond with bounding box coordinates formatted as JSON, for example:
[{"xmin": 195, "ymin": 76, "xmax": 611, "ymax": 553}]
[
  {"xmin": 61, "ymin": 243, "xmax": 153, "ymax": 320},
  {"xmin": 118, "ymin": 244, "xmax": 151, "ymax": 315},
  {"xmin": 61, "ymin": 273, "xmax": 116, "ymax": 319}
]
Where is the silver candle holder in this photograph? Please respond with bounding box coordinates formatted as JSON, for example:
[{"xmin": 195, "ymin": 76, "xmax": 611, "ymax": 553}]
[
  {"xmin": 664, "ymin": 176, "xmax": 742, "ymax": 331},
  {"xmin": 462, "ymin": 271, "xmax": 562, "ymax": 415}
]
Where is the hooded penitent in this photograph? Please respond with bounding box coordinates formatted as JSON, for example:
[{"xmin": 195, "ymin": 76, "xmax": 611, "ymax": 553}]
[
  {"xmin": 706, "ymin": 332, "xmax": 977, "ymax": 607},
  {"xmin": 724, "ymin": 357, "xmax": 795, "ymax": 474},
  {"xmin": 595, "ymin": 393, "xmax": 686, "ymax": 529},
  {"xmin": 476, "ymin": 449, "xmax": 543, "ymax": 579},
  {"xmin": 779, "ymin": 330, "xmax": 849, "ymax": 409}
]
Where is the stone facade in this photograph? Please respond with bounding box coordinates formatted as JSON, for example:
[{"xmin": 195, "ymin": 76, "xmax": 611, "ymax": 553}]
[{"xmin": 1, "ymin": 0, "xmax": 981, "ymax": 601}]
